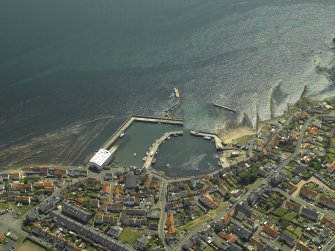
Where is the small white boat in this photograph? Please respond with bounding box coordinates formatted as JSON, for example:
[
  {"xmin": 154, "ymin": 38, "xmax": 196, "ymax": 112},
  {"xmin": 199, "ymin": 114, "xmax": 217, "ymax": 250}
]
[
  {"xmin": 196, "ymin": 168, "xmax": 199, "ymax": 171},
  {"xmin": 167, "ymin": 136, "xmax": 171, "ymax": 140},
  {"xmin": 142, "ymin": 157, "xmax": 147, "ymax": 161},
  {"xmin": 133, "ymin": 153, "xmax": 137, "ymax": 156},
  {"xmin": 166, "ymin": 163, "xmax": 170, "ymax": 167},
  {"xmin": 203, "ymin": 136, "xmax": 211, "ymax": 140},
  {"xmin": 146, "ymin": 151, "xmax": 149, "ymax": 156},
  {"xmin": 120, "ymin": 131, "xmax": 125, "ymax": 138}
]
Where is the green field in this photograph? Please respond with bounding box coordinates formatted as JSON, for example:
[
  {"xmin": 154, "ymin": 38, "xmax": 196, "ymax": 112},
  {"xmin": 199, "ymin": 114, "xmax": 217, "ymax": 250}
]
[{"xmin": 119, "ymin": 227, "xmax": 144, "ymax": 245}]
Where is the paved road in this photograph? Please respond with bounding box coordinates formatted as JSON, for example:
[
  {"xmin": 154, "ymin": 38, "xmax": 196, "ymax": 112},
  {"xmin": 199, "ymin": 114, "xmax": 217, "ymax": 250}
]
[
  {"xmin": 158, "ymin": 180, "xmax": 168, "ymax": 248},
  {"xmin": 173, "ymin": 114, "xmax": 317, "ymax": 250},
  {"xmin": 253, "ymin": 232, "xmax": 290, "ymax": 251},
  {"xmin": 275, "ymin": 188, "xmax": 335, "ymax": 219}
]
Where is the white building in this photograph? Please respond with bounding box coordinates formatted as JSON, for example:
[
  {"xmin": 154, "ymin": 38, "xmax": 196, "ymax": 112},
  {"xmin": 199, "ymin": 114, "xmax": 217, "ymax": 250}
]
[{"xmin": 89, "ymin": 149, "xmax": 113, "ymax": 171}]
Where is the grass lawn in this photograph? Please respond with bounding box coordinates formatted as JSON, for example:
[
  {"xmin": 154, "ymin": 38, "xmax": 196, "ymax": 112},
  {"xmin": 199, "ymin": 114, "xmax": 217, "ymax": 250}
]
[
  {"xmin": 205, "ymin": 245, "xmax": 216, "ymax": 251},
  {"xmin": 0, "ymin": 202, "xmax": 8, "ymax": 209},
  {"xmin": 273, "ymin": 207, "xmax": 288, "ymax": 217},
  {"xmin": 177, "ymin": 202, "xmax": 229, "ymax": 232},
  {"xmin": 246, "ymin": 178, "xmax": 264, "ymax": 190},
  {"xmin": 282, "ymin": 211, "xmax": 297, "ymax": 221},
  {"xmin": 293, "ymin": 227, "xmax": 302, "ymax": 237},
  {"xmin": 119, "ymin": 227, "xmax": 144, "ymax": 245},
  {"xmin": 235, "ymin": 135, "xmax": 251, "ymax": 145}
]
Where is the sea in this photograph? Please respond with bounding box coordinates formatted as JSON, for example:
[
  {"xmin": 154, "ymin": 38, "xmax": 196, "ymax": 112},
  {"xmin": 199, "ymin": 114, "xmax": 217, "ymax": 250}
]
[{"xmin": 1, "ymin": 0, "xmax": 335, "ymax": 149}]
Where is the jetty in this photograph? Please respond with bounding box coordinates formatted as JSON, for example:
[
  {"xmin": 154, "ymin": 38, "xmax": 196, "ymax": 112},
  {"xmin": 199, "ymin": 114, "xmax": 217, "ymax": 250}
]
[
  {"xmin": 190, "ymin": 130, "xmax": 224, "ymax": 151},
  {"xmin": 143, "ymin": 131, "xmax": 183, "ymax": 169},
  {"xmin": 213, "ymin": 103, "xmax": 237, "ymax": 113},
  {"xmin": 102, "ymin": 116, "xmax": 183, "ymax": 150},
  {"xmin": 174, "ymin": 88, "xmax": 180, "ymax": 99},
  {"xmin": 164, "ymin": 88, "xmax": 181, "ymax": 118}
]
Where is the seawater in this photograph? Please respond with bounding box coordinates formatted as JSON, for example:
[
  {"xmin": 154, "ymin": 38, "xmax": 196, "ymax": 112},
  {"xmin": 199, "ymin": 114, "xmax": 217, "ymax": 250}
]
[
  {"xmin": 0, "ymin": 0, "xmax": 334, "ymax": 148},
  {"xmin": 111, "ymin": 122, "xmax": 219, "ymax": 177}
]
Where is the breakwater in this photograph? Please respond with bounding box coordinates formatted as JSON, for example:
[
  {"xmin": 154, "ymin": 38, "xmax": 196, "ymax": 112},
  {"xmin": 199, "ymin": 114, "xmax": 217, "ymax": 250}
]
[
  {"xmin": 143, "ymin": 131, "xmax": 183, "ymax": 169},
  {"xmin": 190, "ymin": 130, "xmax": 224, "ymax": 151},
  {"xmin": 102, "ymin": 115, "xmax": 183, "ymax": 150}
]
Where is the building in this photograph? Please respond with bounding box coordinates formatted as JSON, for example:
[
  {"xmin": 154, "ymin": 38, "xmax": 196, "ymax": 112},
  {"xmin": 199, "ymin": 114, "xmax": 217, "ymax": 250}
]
[
  {"xmin": 261, "ymin": 225, "xmax": 278, "ymax": 238},
  {"xmin": 233, "ymin": 201, "xmax": 250, "ymax": 221},
  {"xmin": 199, "ymin": 194, "xmax": 218, "ymax": 209},
  {"xmin": 299, "ymin": 187, "xmax": 318, "ymax": 201},
  {"xmin": 89, "ymin": 149, "xmax": 113, "ymax": 171},
  {"xmin": 296, "ymin": 241, "xmax": 312, "ymax": 251},
  {"xmin": 61, "ymin": 202, "xmax": 93, "ymax": 223},
  {"xmin": 301, "ymin": 207, "xmax": 319, "ymax": 222},
  {"xmin": 284, "ymin": 200, "xmax": 301, "ymax": 212},
  {"xmin": 50, "ymin": 211, "xmax": 132, "ymax": 251},
  {"xmin": 279, "ymin": 231, "xmax": 296, "ymax": 248},
  {"xmin": 319, "ymin": 195, "xmax": 335, "ymax": 210},
  {"xmin": 15, "ymin": 195, "xmax": 31, "ymax": 205},
  {"xmin": 125, "ymin": 173, "xmax": 137, "ymax": 190},
  {"xmin": 231, "ymin": 223, "xmax": 253, "ymax": 241}
]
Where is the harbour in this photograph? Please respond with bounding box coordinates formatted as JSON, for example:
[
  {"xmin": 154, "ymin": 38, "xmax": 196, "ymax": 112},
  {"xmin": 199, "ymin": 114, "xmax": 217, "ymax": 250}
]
[{"xmin": 102, "ymin": 115, "xmax": 183, "ymax": 150}]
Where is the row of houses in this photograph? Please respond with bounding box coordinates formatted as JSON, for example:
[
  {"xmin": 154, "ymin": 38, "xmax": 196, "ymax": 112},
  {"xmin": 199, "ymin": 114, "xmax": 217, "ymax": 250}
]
[{"xmin": 50, "ymin": 211, "xmax": 133, "ymax": 251}]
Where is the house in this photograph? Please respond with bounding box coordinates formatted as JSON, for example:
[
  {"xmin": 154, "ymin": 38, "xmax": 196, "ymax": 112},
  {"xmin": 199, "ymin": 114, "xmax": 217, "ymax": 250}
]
[
  {"xmin": 218, "ymin": 231, "xmax": 236, "ymax": 243},
  {"xmin": 10, "ymin": 183, "xmax": 31, "ymax": 193},
  {"xmin": 50, "ymin": 211, "xmax": 131, "ymax": 251},
  {"xmin": 233, "ymin": 201, "xmax": 250, "ymax": 221},
  {"xmin": 321, "ymin": 216, "xmax": 335, "ymax": 229},
  {"xmin": 54, "ymin": 168, "xmax": 67, "ymax": 177},
  {"xmin": 301, "ymin": 207, "xmax": 319, "ymax": 222},
  {"xmin": 1, "ymin": 174, "xmax": 9, "ymax": 181},
  {"xmin": 15, "ymin": 195, "xmax": 31, "ymax": 205},
  {"xmin": 107, "ymin": 203, "xmax": 123, "ymax": 213},
  {"xmin": 62, "ymin": 202, "xmax": 93, "ymax": 223},
  {"xmin": 296, "ymin": 241, "xmax": 312, "ymax": 251},
  {"xmin": 250, "ymin": 237, "xmax": 265, "ymax": 250},
  {"xmin": 108, "ymin": 226, "xmax": 123, "ymax": 239},
  {"xmin": 91, "ymin": 199, "xmax": 100, "ymax": 209},
  {"xmin": 134, "ymin": 236, "xmax": 149, "ymax": 250},
  {"xmin": 229, "ymin": 243, "xmax": 243, "ymax": 251},
  {"xmin": 284, "ymin": 200, "xmax": 301, "ymax": 212},
  {"xmin": 231, "ymin": 223, "xmax": 253, "ymax": 241},
  {"xmin": 199, "ymin": 194, "xmax": 218, "ymax": 209},
  {"xmin": 102, "ymin": 183, "xmax": 111, "ymax": 195},
  {"xmin": 11, "ymin": 172, "xmax": 21, "ymax": 181},
  {"xmin": 318, "ymin": 195, "xmax": 335, "ymax": 210},
  {"xmin": 0, "ymin": 232, "xmax": 6, "ymax": 244},
  {"xmin": 125, "ymin": 173, "xmax": 137, "ymax": 190},
  {"xmin": 166, "ymin": 213, "xmax": 176, "ymax": 237},
  {"xmin": 261, "ymin": 225, "xmax": 278, "ymax": 238},
  {"xmin": 299, "ymin": 186, "xmax": 318, "ymax": 201},
  {"xmin": 94, "ymin": 212, "xmax": 118, "ymax": 225},
  {"xmin": 279, "ymin": 231, "xmax": 296, "ymax": 247}
]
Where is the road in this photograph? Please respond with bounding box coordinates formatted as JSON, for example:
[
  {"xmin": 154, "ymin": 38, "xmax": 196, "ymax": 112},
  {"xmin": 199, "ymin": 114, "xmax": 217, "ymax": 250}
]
[
  {"xmin": 275, "ymin": 189, "xmax": 335, "ymax": 219},
  {"xmin": 172, "ymin": 114, "xmax": 316, "ymax": 250},
  {"xmin": 157, "ymin": 180, "xmax": 169, "ymax": 249}
]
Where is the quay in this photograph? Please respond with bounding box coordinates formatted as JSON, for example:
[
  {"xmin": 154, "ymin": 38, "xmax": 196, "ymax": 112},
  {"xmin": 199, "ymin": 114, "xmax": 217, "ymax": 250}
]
[
  {"xmin": 213, "ymin": 103, "xmax": 237, "ymax": 113},
  {"xmin": 143, "ymin": 131, "xmax": 183, "ymax": 169},
  {"xmin": 190, "ymin": 130, "xmax": 224, "ymax": 151},
  {"xmin": 102, "ymin": 115, "xmax": 183, "ymax": 150}
]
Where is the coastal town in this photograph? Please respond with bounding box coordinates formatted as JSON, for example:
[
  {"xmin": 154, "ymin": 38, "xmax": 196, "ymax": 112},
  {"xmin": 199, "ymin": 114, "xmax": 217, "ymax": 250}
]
[{"xmin": 1, "ymin": 97, "xmax": 335, "ymax": 251}]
